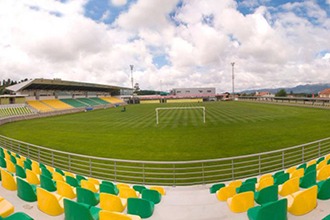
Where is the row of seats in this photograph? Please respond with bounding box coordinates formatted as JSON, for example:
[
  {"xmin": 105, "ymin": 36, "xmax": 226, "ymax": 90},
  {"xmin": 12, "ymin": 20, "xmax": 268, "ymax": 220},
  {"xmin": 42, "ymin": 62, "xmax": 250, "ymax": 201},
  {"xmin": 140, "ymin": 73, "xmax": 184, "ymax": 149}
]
[
  {"xmin": 0, "ymin": 106, "xmax": 34, "ymax": 118},
  {"xmin": 0, "ymin": 147, "xmax": 165, "ymax": 219},
  {"xmin": 26, "ymin": 97, "xmax": 124, "ymax": 112},
  {"xmin": 210, "ymin": 154, "xmax": 330, "ymax": 219}
]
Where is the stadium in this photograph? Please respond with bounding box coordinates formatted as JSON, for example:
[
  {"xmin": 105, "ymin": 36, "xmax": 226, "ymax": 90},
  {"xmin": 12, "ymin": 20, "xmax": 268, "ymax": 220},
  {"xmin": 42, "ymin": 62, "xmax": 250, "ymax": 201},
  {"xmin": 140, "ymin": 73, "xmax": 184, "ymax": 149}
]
[
  {"xmin": 0, "ymin": 78, "xmax": 330, "ymax": 220},
  {"xmin": 1, "ymin": 0, "xmax": 330, "ymax": 219}
]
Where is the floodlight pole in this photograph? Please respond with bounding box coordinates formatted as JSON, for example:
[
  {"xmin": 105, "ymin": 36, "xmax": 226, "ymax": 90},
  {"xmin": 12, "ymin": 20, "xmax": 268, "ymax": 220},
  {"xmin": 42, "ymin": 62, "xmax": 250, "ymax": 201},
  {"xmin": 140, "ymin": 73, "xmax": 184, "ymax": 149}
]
[
  {"xmin": 231, "ymin": 62, "xmax": 235, "ymax": 101},
  {"xmin": 130, "ymin": 65, "xmax": 134, "ymax": 90}
]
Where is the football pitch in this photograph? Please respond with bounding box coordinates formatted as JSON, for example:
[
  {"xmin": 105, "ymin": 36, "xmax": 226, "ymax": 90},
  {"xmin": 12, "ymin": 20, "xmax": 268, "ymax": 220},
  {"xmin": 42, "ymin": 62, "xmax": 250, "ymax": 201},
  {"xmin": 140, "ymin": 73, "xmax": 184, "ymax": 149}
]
[{"xmin": 1, "ymin": 101, "xmax": 330, "ymax": 161}]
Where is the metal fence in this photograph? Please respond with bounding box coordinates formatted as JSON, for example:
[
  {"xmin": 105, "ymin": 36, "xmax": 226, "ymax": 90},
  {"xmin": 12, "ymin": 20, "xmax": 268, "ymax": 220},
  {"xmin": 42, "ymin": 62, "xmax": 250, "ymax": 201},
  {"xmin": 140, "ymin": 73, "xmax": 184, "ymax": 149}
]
[{"xmin": 1, "ymin": 134, "xmax": 330, "ymax": 186}]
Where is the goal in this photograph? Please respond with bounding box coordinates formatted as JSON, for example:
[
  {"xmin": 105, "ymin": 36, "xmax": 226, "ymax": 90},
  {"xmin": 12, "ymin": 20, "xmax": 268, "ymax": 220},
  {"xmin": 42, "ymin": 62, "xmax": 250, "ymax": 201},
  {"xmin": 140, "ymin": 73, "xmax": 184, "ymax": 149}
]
[{"xmin": 155, "ymin": 106, "xmax": 206, "ymax": 124}]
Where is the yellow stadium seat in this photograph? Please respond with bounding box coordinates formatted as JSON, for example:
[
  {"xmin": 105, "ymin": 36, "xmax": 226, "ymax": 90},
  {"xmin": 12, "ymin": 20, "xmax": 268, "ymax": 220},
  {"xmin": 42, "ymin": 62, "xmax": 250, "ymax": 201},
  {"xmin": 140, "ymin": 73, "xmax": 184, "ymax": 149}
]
[
  {"xmin": 259, "ymin": 173, "xmax": 272, "ymax": 181},
  {"xmin": 1, "ymin": 169, "xmax": 17, "ymax": 191},
  {"xmin": 325, "ymin": 154, "xmax": 330, "ymax": 161},
  {"xmin": 216, "ymin": 186, "xmax": 236, "ymax": 201},
  {"xmin": 119, "ymin": 187, "xmax": 139, "ymax": 199},
  {"xmin": 37, "ymin": 187, "xmax": 64, "ymax": 216},
  {"xmin": 291, "ymin": 168, "xmax": 304, "ymax": 179},
  {"xmin": 45, "ymin": 165, "xmax": 55, "ymax": 173},
  {"xmin": 307, "ymin": 159, "xmax": 317, "ymax": 166},
  {"xmin": 285, "ymin": 185, "xmax": 317, "ymax": 216},
  {"xmin": 53, "ymin": 172, "xmax": 65, "ymax": 182},
  {"xmin": 5, "ymin": 159, "xmax": 16, "ymax": 173},
  {"xmin": 256, "ymin": 176, "xmax": 274, "ymax": 191},
  {"xmin": 286, "ymin": 166, "xmax": 297, "ymax": 175},
  {"xmin": 81, "ymin": 180, "xmax": 99, "ymax": 193},
  {"xmin": 317, "ymin": 159, "xmax": 327, "ymax": 170},
  {"xmin": 278, "ymin": 177, "xmax": 300, "ymax": 197},
  {"xmin": 117, "ymin": 183, "xmax": 130, "ymax": 189},
  {"xmin": 100, "ymin": 193, "xmax": 127, "ymax": 212},
  {"xmin": 88, "ymin": 177, "xmax": 100, "ymax": 185},
  {"xmin": 64, "ymin": 171, "xmax": 75, "ymax": 177},
  {"xmin": 16, "ymin": 158, "xmax": 24, "ymax": 167},
  {"xmin": 228, "ymin": 180, "xmax": 242, "ymax": 189},
  {"xmin": 317, "ymin": 164, "xmax": 330, "ymax": 181},
  {"xmin": 31, "ymin": 162, "xmax": 41, "ymax": 175},
  {"xmin": 99, "ymin": 210, "xmax": 141, "ymax": 220},
  {"xmin": 56, "ymin": 180, "xmax": 76, "ymax": 199},
  {"xmin": 26, "ymin": 169, "xmax": 40, "ymax": 185},
  {"xmin": 227, "ymin": 191, "xmax": 254, "ymax": 213},
  {"xmin": 149, "ymin": 186, "xmax": 166, "ymax": 196},
  {"xmin": 0, "ymin": 199, "xmax": 14, "ymax": 218}
]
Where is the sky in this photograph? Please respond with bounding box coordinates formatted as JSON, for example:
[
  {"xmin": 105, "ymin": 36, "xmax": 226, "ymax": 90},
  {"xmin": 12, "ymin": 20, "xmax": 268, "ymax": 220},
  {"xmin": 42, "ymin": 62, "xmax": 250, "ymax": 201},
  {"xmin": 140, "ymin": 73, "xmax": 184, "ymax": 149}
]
[{"xmin": 0, "ymin": 0, "xmax": 329, "ymax": 93}]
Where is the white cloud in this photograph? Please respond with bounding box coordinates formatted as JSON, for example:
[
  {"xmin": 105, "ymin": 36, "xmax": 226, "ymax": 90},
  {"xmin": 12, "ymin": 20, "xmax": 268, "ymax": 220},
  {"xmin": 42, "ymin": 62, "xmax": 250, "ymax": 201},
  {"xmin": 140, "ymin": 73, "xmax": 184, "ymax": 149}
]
[
  {"xmin": 111, "ymin": 0, "xmax": 127, "ymax": 7},
  {"xmin": 0, "ymin": 0, "xmax": 329, "ymax": 93}
]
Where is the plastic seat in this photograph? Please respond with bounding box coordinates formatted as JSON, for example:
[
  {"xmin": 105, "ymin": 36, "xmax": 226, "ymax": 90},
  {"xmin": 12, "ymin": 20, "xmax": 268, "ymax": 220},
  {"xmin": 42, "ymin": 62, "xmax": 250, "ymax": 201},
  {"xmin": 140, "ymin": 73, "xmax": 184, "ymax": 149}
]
[
  {"xmin": 227, "ymin": 191, "xmax": 254, "ymax": 213},
  {"xmin": 63, "ymin": 198, "xmax": 101, "ymax": 220},
  {"xmin": 16, "ymin": 158, "xmax": 24, "ymax": 168},
  {"xmin": 0, "ymin": 157, "xmax": 7, "ymax": 168},
  {"xmin": 5, "ymin": 159, "xmax": 16, "ymax": 173},
  {"xmin": 76, "ymin": 187, "xmax": 100, "ymax": 206},
  {"xmin": 56, "ymin": 180, "xmax": 76, "ymax": 199},
  {"xmin": 1, "ymin": 212, "xmax": 33, "ymax": 220},
  {"xmin": 119, "ymin": 187, "xmax": 139, "ymax": 199},
  {"xmin": 216, "ymin": 186, "xmax": 236, "ymax": 201},
  {"xmin": 305, "ymin": 164, "xmax": 316, "ymax": 174},
  {"xmin": 307, "ymin": 159, "xmax": 317, "ymax": 166},
  {"xmin": 41, "ymin": 167, "xmax": 53, "ymax": 179},
  {"xmin": 285, "ymin": 185, "xmax": 317, "ymax": 216},
  {"xmin": 16, "ymin": 177, "xmax": 37, "ymax": 202},
  {"xmin": 256, "ymin": 176, "xmax": 273, "ymax": 191},
  {"xmin": 100, "ymin": 183, "xmax": 119, "ymax": 195},
  {"xmin": 99, "ymin": 210, "xmax": 141, "ymax": 220},
  {"xmin": 299, "ymin": 170, "xmax": 316, "ymax": 188},
  {"xmin": 23, "ymin": 161, "xmax": 32, "ymax": 170},
  {"xmin": 9, "ymin": 155, "xmax": 16, "ymax": 164},
  {"xmin": 88, "ymin": 177, "xmax": 100, "ymax": 185},
  {"xmin": 117, "ymin": 183, "xmax": 130, "ymax": 189},
  {"xmin": 285, "ymin": 166, "xmax": 296, "ymax": 175},
  {"xmin": 31, "ymin": 161, "xmax": 41, "ymax": 175},
  {"xmin": 53, "ymin": 172, "xmax": 65, "ymax": 182},
  {"xmin": 291, "ymin": 168, "xmax": 304, "ymax": 179},
  {"xmin": 100, "ymin": 193, "xmax": 127, "ymax": 212},
  {"xmin": 278, "ymin": 177, "xmax": 300, "ymax": 197},
  {"xmin": 55, "ymin": 167, "xmax": 65, "ymax": 176},
  {"xmin": 15, "ymin": 165, "xmax": 26, "ymax": 178},
  {"xmin": 142, "ymin": 189, "xmax": 162, "ymax": 204},
  {"xmin": 317, "ymin": 159, "xmax": 327, "ymax": 170},
  {"xmin": 228, "ymin": 180, "xmax": 242, "ymax": 189},
  {"xmin": 317, "ymin": 157, "xmax": 325, "ymax": 164},
  {"xmin": 244, "ymin": 177, "xmax": 257, "ymax": 184},
  {"xmin": 64, "ymin": 171, "xmax": 75, "ymax": 177},
  {"xmin": 273, "ymin": 170, "xmax": 285, "ymax": 179},
  {"xmin": 81, "ymin": 180, "xmax": 99, "ymax": 193},
  {"xmin": 274, "ymin": 172, "xmax": 289, "ymax": 185},
  {"xmin": 317, "ymin": 164, "xmax": 330, "ymax": 181},
  {"xmin": 127, "ymin": 197, "xmax": 155, "ymax": 218},
  {"xmin": 76, "ymin": 174, "xmax": 87, "ymax": 183},
  {"xmin": 149, "ymin": 186, "xmax": 166, "ymax": 196},
  {"xmin": 66, "ymin": 176, "xmax": 80, "ymax": 187},
  {"xmin": 45, "ymin": 165, "xmax": 55, "ymax": 173},
  {"xmin": 37, "ymin": 187, "xmax": 64, "ymax": 216},
  {"xmin": 259, "ymin": 173, "xmax": 272, "ymax": 181},
  {"xmin": 25, "ymin": 169, "xmax": 40, "ymax": 185},
  {"xmin": 323, "ymin": 214, "xmax": 330, "ymax": 220},
  {"xmin": 317, "ymin": 178, "xmax": 330, "ymax": 200},
  {"xmin": 247, "ymin": 198, "xmax": 287, "ymax": 220},
  {"xmin": 297, "ymin": 163, "xmax": 307, "ymax": 170},
  {"xmin": 40, "ymin": 174, "xmax": 57, "ymax": 192},
  {"xmin": 209, "ymin": 183, "xmax": 225, "ymax": 194},
  {"xmin": 1, "ymin": 168, "xmax": 17, "ymax": 191},
  {"xmin": 133, "ymin": 185, "xmax": 147, "ymax": 194},
  {"xmin": 236, "ymin": 182, "xmax": 255, "ymax": 193},
  {"xmin": 254, "ymin": 184, "xmax": 278, "ymax": 205},
  {"xmin": 0, "ymin": 199, "xmax": 14, "ymax": 218}
]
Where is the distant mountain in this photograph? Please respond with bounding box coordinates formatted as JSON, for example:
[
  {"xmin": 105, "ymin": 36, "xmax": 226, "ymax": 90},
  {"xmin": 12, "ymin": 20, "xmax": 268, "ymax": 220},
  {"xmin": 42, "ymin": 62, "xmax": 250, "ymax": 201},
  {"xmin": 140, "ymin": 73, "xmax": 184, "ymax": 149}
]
[{"xmin": 240, "ymin": 83, "xmax": 330, "ymax": 95}]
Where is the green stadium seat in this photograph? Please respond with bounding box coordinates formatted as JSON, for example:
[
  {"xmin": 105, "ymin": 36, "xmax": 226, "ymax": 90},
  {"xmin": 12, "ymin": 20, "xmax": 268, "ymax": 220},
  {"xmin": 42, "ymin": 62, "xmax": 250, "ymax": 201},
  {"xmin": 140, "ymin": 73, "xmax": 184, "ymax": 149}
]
[
  {"xmin": 133, "ymin": 185, "xmax": 147, "ymax": 194},
  {"xmin": 254, "ymin": 184, "xmax": 278, "ymax": 205},
  {"xmin": 142, "ymin": 189, "xmax": 162, "ymax": 204},
  {"xmin": 76, "ymin": 187, "xmax": 100, "ymax": 206},
  {"xmin": 76, "ymin": 174, "xmax": 87, "ymax": 183},
  {"xmin": 15, "ymin": 165, "xmax": 26, "ymax": 178},
  {"xmin": 55, "ymin": 167, "xmax": 65, "ymax": 176},
  {"xmin": 305, "ymin": 164, "xmax": 316, "ymax": 174},
  {"xmin": 64, "ymin": 198, "xmax": 101, "ymax": 220},
  {"xmin": 66, "ymin": 176, "xmax": 80, "ymax": 187},
  {"xmin": 41, "ymin": 167, "xmax": 53, "ymax": 179},
  {"xmin": 1, "ymin": 212, "xmax": 33, "ymax": 220},
  {"xmin": 323, "ymin": 214, "xmax": 330, "ymax": 220},
  {"xmin": 9, "ymin": 155, "xmax": 16, "ymax": 164},
  {"xmin": 244, "ymin": 177, "xmax": 257, "ymax": 184},
  {"xmin": 274, "ymin": 172, "xmax": 289, "ymax": 185},
  {"xmin": 247, "ymin": 198, "xmax": 287, "ymax": 220},
  {"xmin": 0, "ymin": 157, "xmax": 7, "ymax": 168},
  {"xmin": 100, "ymin": 183, "xmax": 119, "ymax": 195},
  {"xmin": 317, "ymin": 178, "xmax": 330, "ymax": 200},
  {"xmin": 236, "ymin": 182, "xmax": 255, "ymax": 193},
  {"xmin": 40, "ymin": 175, "xmax": 56, "ymax": 192},
  {"xmin": 209, "ymin": 183, "xmax": 225, "ymax": 194},
  {"xmin": 127, "ymin": 197, "xmax": 155, "ymax": 218},
  {"xmin": 23, "ymin": 160, "xmax": 32, "ymax": 170},
  {"xmin": 299, "ymin": 170, "xmax": 316, "ymax": 188},
  {"xmin": 272, "ymin": 170, "xmax": 285, "ymax": 179},
  {"xmin": 16, "ymin": 176, "xmax": 37, "ymax": 202}
]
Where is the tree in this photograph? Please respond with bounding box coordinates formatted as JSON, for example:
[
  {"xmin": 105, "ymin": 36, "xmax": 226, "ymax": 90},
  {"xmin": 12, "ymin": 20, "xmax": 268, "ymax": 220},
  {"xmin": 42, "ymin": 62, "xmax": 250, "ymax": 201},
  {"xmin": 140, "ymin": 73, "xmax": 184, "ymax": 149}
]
[{"xmin": 275, "ymin": 89, "xmax": 287, "ymax": 97}]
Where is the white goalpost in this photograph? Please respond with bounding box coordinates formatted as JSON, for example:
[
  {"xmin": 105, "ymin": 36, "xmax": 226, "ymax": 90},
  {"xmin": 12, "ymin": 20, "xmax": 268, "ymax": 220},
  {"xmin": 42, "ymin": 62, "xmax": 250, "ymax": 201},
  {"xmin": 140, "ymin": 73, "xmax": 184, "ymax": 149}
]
[{"xmin": 155, "ymin": 106, "xmax": 206, "ymax": 124}]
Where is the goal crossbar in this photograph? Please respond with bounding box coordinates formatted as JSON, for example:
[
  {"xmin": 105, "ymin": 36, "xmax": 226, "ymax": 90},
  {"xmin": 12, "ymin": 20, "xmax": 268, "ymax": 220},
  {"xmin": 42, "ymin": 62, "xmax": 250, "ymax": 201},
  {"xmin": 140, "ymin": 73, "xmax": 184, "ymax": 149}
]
[{"xmin": 155, "ymin": 107, "xmax": 205, "ymax": 124}]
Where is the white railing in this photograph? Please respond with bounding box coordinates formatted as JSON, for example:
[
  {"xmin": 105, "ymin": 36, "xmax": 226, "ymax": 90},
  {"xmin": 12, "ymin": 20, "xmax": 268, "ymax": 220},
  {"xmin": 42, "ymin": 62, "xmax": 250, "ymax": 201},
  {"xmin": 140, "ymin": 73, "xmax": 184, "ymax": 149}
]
[{"xmin": 0, "ymin": 134, "xmax": 329, "ymax": 186}]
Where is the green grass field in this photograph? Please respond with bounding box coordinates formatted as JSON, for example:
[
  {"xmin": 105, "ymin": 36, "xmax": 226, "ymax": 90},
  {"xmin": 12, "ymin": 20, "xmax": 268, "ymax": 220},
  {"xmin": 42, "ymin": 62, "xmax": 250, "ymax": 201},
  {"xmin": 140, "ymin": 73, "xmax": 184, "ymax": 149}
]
[{"xmin": 1, "ymin": 101, "xmax": 330, "ymax": 161}]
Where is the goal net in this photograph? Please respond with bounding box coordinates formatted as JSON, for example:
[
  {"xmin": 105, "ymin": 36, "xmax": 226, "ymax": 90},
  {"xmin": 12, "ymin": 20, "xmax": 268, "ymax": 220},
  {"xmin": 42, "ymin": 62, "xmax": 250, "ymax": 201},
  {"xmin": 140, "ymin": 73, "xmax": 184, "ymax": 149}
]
[{"xmin": 155, "ymin": 106, "xmax": 206, "ymax": 124}]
